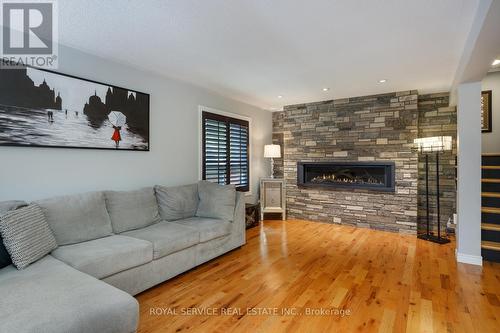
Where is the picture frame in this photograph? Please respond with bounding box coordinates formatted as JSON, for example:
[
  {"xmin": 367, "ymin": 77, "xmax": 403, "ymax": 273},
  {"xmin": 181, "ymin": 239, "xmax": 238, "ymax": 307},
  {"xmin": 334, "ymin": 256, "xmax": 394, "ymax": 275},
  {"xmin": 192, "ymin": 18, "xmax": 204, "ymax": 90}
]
[
  {"xmin": 0, "ymin": 62, "xmax": 150, "ymax": 151},
  {"xmin": 481, "ymin": 90, "xmax": 492, "ymax": 133}
]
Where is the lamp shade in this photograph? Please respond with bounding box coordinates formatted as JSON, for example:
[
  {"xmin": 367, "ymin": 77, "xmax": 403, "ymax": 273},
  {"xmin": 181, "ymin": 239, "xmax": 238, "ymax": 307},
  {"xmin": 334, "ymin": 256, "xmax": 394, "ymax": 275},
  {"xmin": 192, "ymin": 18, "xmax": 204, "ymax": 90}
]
[
  {"xmin": 414, "ymin": 136, "xmax": 452, "ymax": 152},
  {"xmin": 264, "ymin": 144, "xmax": 281, "ymax": 158}
]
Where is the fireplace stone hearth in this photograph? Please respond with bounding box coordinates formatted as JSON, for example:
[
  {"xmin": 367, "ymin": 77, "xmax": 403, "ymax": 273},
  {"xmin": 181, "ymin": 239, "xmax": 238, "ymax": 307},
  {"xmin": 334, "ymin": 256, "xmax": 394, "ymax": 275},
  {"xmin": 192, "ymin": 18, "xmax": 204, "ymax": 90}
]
[{"xmin": 272, "ymin": 90, "xmax": 420, "ymax": 233}]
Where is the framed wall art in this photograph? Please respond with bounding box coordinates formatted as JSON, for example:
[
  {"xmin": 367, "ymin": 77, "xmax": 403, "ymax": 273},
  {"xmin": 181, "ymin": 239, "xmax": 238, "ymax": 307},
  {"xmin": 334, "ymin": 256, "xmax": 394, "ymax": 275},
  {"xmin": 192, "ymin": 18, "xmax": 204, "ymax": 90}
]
[
  {"xmin": 0, "ymin": 63, "xmax": 150, "ymax": 151},
  {"xmin": 481, "ymin": 90, "xmax": 492, "ymax": 133}
]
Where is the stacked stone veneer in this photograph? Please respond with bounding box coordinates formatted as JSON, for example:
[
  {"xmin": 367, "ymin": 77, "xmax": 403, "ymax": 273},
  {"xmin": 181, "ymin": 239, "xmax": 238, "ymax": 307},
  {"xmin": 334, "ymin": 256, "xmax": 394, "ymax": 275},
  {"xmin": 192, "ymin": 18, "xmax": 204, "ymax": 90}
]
[
  {"xmin": 272, "ymin": 91, "xmax": 457, "ymax": 234},
  {"xmin": 417, "ymin": 93, "xmax": 457, "ymax": 234}
]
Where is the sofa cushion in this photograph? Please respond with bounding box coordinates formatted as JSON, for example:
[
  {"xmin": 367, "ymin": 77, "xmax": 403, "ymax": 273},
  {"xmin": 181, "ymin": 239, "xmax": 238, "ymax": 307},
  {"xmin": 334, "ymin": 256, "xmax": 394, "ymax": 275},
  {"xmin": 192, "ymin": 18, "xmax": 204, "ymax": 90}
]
[
  {"xmin": 105, "ymin": 187, "xmax": 161, "ymax": 233},
  {"xmin": 0, "ymin": 200, "xmax": 27, "ymax": 269},
  {"xmin": 0, "ymin": 255, "xmax": 138, "ymax": 333},
  {"xmin": 196, "ymin": 181, "xmax": 236, "ymax": 221},
  {"xmin": 173, "ymin": 217, "xmax": 231, "ymax": 243},
  {"xmin": 155, "ymin": 184, "xmax": 198, "ymax": 221},
  {"xmin": 122, "ymin": 220, "xmax": 199, "ymax": 259},
  {"xmin": 0, "ymin": 204, "xmax": 57, "ymax": 269},
  {"xmin": 51, "ymin": 235, "xmax": 153, "ymax": 279},
  {"xmin": 36, "ymin": 191, "xmax": 113, "ymax": 245}
]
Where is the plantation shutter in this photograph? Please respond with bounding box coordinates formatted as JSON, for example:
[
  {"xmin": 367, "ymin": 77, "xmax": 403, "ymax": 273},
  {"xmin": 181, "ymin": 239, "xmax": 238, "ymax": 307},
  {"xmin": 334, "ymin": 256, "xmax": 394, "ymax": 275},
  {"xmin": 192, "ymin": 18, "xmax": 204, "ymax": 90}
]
[
  {"xmin": 229, "ymin": 122, "xmax": 249, "ymax": 189},
  {"xmin": 202, "ymin": 111, "xmax": 249, "ymax": 191}
]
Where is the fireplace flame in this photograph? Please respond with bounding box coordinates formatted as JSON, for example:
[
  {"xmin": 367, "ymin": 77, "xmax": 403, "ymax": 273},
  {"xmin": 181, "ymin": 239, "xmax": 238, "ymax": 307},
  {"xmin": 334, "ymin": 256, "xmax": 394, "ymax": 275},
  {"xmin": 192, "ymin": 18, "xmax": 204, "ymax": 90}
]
[{"xmin": 310, "ymin": 173, "xmax": 383, "ymax": 185}]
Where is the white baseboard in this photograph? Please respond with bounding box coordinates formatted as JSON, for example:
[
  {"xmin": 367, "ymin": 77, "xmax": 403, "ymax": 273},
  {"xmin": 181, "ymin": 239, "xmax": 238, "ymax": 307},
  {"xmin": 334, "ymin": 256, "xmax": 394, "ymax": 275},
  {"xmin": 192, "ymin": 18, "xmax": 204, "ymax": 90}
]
[{"xmin": 456, "ymin": 251, "xmax": 483, "ymax": 266}]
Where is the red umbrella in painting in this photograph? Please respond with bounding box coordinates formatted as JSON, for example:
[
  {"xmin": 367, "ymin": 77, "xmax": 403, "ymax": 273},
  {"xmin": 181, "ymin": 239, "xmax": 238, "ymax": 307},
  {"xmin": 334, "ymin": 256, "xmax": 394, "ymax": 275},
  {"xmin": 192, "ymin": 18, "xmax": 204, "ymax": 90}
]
[{"xmin": 108, "ymin": 111, "xmax": 126, "ymax": 148}]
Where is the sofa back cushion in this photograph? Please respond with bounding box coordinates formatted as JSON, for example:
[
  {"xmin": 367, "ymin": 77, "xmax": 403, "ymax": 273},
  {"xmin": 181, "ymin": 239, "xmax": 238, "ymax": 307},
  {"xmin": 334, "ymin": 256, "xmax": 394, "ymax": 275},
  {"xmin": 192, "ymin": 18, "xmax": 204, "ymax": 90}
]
[
  {"xmin": 155, "ymin": 184, "xmax": 198, "ymax": 221},
  {"xmin": 0, "ymin": 200, "xmax": 27, "ymax": 269},
  {"xmin": 196, "ymin": 181, "xmax": 236, "ymax": 221},
  {"xmin": 36, "ymin": 192, "xmax": 113, "ymax": 245},
  {"xmin": 105, "ymin": 187, "xmax": 161, "ymax": 233}
]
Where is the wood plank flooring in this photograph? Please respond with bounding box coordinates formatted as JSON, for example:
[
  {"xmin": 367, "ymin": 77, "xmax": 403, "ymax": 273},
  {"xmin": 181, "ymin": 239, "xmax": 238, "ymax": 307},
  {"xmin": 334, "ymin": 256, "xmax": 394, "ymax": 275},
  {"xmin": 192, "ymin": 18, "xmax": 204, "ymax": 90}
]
[{"xmin": 136, "ymin": 219, "xmax": 500, "ymax": 333}]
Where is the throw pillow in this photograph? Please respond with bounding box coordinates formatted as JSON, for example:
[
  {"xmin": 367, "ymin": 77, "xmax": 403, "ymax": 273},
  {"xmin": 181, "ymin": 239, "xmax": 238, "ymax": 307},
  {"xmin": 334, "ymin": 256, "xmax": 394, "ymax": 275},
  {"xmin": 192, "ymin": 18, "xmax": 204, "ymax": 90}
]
[
  {"xmin": 0, "ymin": 204, "xmax": 57, "ymax": 269},
  {"xmin": 155, "ymin": 184, "xmax": 199, "ymax": 221},
  {"xmin": 196, "ymin": 181, "xmax": 236, "ymax": 221},
  {"xmin": 0, "ymin": 200, "xmax": 27, "ymax": 269}
]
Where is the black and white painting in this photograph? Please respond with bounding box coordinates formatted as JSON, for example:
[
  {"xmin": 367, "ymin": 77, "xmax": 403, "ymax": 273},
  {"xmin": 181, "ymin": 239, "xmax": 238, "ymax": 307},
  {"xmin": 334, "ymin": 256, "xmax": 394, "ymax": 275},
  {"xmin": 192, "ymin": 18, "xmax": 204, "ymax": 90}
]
[{"xmin": 0, "ymin": 64, "xmax": 150, "ymax": 150}]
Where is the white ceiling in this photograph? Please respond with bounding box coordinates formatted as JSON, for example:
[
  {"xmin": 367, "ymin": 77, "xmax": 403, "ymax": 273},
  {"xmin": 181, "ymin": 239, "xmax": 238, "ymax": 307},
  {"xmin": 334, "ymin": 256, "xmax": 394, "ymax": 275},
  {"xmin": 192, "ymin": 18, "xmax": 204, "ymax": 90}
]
[{"xmin": 58, "ymin": 0, "xmax": 480, "ymax": 111}]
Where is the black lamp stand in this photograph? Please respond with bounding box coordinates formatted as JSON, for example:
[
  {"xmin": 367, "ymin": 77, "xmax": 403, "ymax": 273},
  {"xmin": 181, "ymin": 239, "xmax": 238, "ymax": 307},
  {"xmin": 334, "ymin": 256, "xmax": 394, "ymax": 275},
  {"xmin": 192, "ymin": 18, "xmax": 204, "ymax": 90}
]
[{"xmin": 417, "ymin": 150, "xmax": 450, "ymax": 244}]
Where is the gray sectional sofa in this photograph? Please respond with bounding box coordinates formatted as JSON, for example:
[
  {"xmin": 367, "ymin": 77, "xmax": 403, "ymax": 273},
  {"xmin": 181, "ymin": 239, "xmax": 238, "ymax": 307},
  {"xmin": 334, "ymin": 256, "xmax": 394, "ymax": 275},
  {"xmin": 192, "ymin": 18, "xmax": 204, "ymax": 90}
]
[{"xmin": 0, "ymin": 182, "xmax": 246, "ymax": 333}]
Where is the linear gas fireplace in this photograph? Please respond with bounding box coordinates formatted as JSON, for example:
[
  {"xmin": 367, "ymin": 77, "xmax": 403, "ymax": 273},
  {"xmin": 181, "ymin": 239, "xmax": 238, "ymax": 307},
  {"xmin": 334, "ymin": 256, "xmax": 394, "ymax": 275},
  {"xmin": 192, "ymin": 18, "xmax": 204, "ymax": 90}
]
[{"xmin": 297, "ymin": 161, "xmax": 395, "ymax": 192}]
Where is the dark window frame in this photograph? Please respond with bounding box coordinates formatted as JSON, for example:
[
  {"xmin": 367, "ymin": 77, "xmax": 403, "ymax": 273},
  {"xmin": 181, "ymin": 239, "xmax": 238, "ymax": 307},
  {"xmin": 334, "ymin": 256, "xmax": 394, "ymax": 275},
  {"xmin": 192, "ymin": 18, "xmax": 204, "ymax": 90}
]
[{"xmin": 202, "ymin": 111, "xmax": 250, "ymax": 192}]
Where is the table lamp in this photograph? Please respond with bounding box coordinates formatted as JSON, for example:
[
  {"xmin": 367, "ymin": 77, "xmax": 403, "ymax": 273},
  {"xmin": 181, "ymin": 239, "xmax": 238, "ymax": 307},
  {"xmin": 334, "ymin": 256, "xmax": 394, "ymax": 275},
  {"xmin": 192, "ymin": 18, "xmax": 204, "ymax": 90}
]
[{"xmin": 264, "ymin": 144, "xmax": 281, "ymax": 178}]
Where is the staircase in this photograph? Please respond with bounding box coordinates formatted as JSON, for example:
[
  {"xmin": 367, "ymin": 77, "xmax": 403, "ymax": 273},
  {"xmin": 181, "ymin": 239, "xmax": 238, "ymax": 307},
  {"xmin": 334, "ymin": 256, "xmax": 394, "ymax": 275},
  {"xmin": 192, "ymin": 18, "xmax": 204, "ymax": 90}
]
[{"xmin": 481, "ymin": 153, "xmax": 500, "ymax": 262}]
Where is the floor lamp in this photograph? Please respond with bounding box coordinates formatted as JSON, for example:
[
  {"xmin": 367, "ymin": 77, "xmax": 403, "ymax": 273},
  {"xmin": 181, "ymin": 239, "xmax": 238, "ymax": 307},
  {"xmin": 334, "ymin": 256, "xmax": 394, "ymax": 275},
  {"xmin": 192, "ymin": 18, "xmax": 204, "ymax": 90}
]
[{"xmin": 414, "ymin": 136, "xmax": 452, "ymax": 244}]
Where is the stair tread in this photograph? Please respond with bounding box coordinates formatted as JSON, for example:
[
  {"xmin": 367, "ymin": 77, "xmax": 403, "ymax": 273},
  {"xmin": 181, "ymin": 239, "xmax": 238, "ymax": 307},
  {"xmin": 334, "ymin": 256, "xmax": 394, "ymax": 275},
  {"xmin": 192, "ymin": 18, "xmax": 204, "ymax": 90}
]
[
  {"xmin": 482, "ymin": 192, "xmax": 500, "ymax": 198},
  {"xmin": 482, "ymin": 223, "xmax": 500, "ymax": 231},
  {"xmin": 481, "ymin": 178, "xmax": 500, "ymax": 183},
  {"xmin": 482, "ymin": 165, "xmax": 500, "ymax": 169},
  {"xmin": 482, "ymin": 207, "xmax": 500, "ymax": 214},
  {"xmin": 482, "ymin": 241, "xmax": 500, "ymax": 251}
]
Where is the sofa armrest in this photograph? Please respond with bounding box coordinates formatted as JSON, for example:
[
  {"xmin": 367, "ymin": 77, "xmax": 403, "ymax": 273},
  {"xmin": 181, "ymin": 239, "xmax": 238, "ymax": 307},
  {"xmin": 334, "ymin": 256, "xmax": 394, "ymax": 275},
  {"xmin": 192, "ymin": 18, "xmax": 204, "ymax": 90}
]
[
  {"xmin": 231, "ymin": 192, "xmax": 246, "ymax": 246},
  {"xmin": 233, "ymin": 192, "xmax": 245, "ymax": 222}
]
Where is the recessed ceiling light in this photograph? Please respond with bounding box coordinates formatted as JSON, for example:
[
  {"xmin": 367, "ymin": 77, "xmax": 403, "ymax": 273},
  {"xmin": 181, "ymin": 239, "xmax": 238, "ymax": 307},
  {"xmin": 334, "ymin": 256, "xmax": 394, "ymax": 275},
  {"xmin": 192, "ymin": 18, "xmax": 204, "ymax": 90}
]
[
  {"xmin": 277, "ymin": 95, "xmax": 283, "ymax": 99},
  {"xmin": 322, "ymin": 87, "xmax": 330, "ymax": 92},
  {"xmin": 492, "ymin": 59, "xmax": 500, "ymax": 66},
  {"xmin": 378, "ymin": 79, "xmax": 387, "ymax": 83}
]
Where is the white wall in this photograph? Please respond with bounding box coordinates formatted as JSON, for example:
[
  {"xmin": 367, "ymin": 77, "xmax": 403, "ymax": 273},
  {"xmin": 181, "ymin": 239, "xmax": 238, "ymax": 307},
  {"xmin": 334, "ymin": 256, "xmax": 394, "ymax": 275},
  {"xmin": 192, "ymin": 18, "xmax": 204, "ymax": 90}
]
[
  {"xmin": 482, "ymin": 71, "xmax": 500, "ymax": 153},
  {"xmin": 456, "ymin": 82, "xmax": 483, "ymax": 266},
  {"xmin": 0, "ymin": 44, "xmax": 272, "ymax": 203}
]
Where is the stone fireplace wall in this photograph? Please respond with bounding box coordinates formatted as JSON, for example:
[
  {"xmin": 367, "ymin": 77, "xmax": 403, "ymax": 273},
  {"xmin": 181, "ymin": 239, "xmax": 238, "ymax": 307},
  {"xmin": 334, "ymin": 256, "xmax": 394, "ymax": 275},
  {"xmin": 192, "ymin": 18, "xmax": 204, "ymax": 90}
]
[
  {"xmin": 417, "ymin": 93, "xmax": 457, "ymax": 234},
  {"xmin": 272, "ymin": 90, "xmax": 457, "ymax": 234},
  {"xmin": 272, "ymin": 91, "xmax": 419, "ymax": 233}
]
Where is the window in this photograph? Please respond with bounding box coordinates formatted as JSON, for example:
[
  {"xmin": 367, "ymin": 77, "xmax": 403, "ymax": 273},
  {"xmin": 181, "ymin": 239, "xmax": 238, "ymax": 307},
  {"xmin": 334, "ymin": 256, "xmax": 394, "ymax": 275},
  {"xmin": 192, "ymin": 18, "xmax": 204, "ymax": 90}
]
[{"xmin": 202, "ymin": 111, "xmax": 249, "ymax": 191}]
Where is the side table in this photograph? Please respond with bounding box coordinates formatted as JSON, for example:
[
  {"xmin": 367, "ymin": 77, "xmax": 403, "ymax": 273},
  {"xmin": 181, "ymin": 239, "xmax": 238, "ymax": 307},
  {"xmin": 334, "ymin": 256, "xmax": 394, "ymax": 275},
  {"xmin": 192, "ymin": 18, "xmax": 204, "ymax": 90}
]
[{"xmin": 245, "ymin": 203, "xmax": 260, "ymax": 229}]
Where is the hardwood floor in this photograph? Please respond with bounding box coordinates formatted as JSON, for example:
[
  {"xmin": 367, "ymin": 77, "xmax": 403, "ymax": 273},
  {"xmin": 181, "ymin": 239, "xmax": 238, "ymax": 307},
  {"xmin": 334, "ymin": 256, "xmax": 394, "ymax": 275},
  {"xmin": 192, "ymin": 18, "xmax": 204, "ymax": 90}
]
[{"xmin": 136, "ymin": 220, "xmax": 500, "ymax": 333}]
